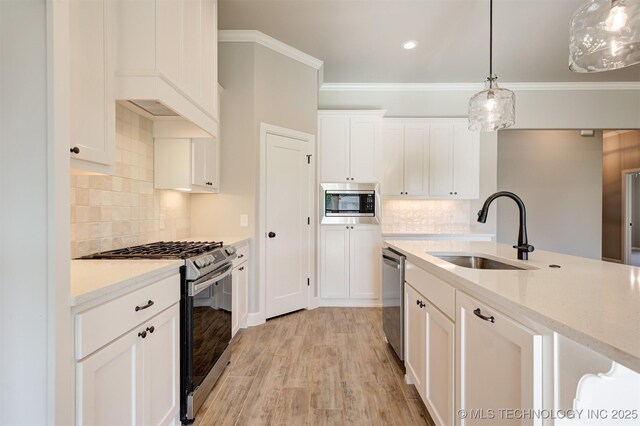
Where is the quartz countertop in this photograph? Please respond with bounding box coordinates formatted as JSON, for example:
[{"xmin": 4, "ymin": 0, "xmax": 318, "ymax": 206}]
[
  {"xmin": 382, "ymin": 231, "xmax": 495, "ymax": 239},
  {"xmin": 70, "ymin": 259, "xmax": 183, "ymax": 307},
  {"xmin": 384, "ymin": 240, "xmax": 640, "ymax": 373}
]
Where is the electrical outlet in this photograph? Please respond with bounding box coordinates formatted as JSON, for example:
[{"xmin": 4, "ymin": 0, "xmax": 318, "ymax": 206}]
[{"xmin": 240, "ymin": 214, "xmax": 249, "ymax": 227}]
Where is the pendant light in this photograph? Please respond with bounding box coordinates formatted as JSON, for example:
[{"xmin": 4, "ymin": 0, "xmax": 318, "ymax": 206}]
[
  {"xmin": 569, "ymin": 0, "xmax": 640, "ymax": 72},
  {"xmin": 468, "ymin": 0, "xmax": 515, "ymax": 132}
]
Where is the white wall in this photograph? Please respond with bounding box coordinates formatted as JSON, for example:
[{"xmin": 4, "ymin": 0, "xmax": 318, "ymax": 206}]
[
  {"xmin": 497, "ymin": 130, "xmax": 603, "ymax": 259},
  {"xmin": 191, "ymin": 42, "xmax": 318, "ymax": 314},
  {"xmin": 1, "ymin": 1, "xmax": 72, "ymax": 424}
]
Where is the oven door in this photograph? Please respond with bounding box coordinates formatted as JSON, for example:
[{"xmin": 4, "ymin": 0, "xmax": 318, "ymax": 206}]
[{"xmin": 182, "ymin": 263, "xmax": 233, "ymax": 423}]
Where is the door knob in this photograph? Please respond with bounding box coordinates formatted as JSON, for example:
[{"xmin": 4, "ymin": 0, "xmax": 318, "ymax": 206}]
[{"xmin": 268, "ymin": 232, "xmax": 276, "ymax": 238}]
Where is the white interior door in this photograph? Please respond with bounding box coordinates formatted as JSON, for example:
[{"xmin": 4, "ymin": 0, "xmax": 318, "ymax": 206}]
[{"xmin": 265, "ymin": 132, "xmax": 310, "ymax": 318}]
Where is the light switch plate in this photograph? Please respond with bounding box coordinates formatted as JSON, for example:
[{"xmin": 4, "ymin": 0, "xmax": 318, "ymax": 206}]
[{"xmin": 240, "ymin": 214, "xmax": 249, "ymax": 227}]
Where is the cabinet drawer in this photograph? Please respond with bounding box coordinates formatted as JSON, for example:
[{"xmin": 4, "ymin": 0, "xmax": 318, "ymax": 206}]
[
  {"xmin": 405, "ymin": 262, "xmax": 455, "ymax": 320},
  {"xmin": 75, "ymin": 273, "xmax": 180, "ymax": 360},
  {"xmin": 232, "ymin": 243, "xmax": 249, "ymax": 267}
]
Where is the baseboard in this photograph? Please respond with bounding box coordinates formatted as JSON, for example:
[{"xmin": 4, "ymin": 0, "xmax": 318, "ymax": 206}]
[
  {"xmin": 602, "ymin": 257, "xmax": 623, "ymax": 264},
  {"xmin": 246, "ymin": 312, "xmax": 266, "ymax": 327},
  {"xmin": 318, "ymin": 298, "xmax": 382, "ymax": 307},
  {"xmin": 309, "ymin": 297, "xmax": 320, "ymax": 310}
]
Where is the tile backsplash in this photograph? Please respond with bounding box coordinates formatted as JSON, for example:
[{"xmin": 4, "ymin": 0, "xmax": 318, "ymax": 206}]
[
  {"xmin": 381, "ymin": 199, "xmax": 471, "ymax": 234},
  {"xmin": 70, "ymin": 105, "xmax": 191, "ymax": 258}
]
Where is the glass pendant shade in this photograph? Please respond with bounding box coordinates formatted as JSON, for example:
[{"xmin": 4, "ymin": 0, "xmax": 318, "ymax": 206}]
[
  {"xmin": 569, "ymin": 0, "xmax": 640, "ymax": 72},
  {"xmin": 468, "ymin": 76, "xmax": 515, "ymax": 132}
]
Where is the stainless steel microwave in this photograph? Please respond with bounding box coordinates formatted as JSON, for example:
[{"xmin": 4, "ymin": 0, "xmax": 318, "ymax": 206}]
[{"xmin": 321, "ymin": 183, "xmax": 380, "ymax": 224}]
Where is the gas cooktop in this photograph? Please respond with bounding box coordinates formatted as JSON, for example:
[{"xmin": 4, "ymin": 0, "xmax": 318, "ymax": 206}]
[{"xmin": 83, "ymin": 241, "xmax": 223, "ymax": 260}]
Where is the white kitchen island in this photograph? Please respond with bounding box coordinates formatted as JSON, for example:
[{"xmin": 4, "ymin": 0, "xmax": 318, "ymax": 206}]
[{"xmin": 384, "ymin": 239, "xmax": 640, "ymax": 426}]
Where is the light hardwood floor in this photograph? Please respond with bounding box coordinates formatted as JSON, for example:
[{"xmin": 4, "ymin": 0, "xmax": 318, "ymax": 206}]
[{"xmin": 195, "ymin": 307, "xmax": 435, "ymax": 426}]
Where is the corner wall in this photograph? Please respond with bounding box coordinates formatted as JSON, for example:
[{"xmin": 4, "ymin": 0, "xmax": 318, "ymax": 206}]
[
  {"xmin": 190, "ymin": 42, "xmax": 318, "ymax": 313},
  {"xmin": 497, "ymin": 130, "xmax": 603, "ymax": 259}
]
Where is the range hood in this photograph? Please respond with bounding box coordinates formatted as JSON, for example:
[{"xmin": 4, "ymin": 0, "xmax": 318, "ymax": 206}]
[{"xmin": 128, "ymin": 100, "xmax": 179, "ymax": 117}]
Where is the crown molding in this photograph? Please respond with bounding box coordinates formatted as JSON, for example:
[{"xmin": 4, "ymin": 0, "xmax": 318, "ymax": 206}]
[
  {"xmin": 218, "ymin": 30, "xmax": 323, "ymax": 70},
  {"xmin": 319, "ymin": 81, "xmax": 640, "ymax": 92}
]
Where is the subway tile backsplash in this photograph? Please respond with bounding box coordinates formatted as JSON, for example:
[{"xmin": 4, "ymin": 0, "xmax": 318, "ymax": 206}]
[
  {"xmin": 70, "ymin": 105, "xmax": 190, "ymax": 258},
  {"xmin": 381, "ymin": 199, "xmax": 471, "ymax": 234}
]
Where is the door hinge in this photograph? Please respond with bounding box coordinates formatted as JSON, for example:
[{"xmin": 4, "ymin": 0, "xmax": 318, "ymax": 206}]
[
  {"xmin": 306, "ymin": 154, "xmax": 312, "ymax": 164},
  {"xmin": 307, "ymin": 278, "xmax": 310, "ymax": 286},
  {"xmin": 307, "ymin": 217, "xmax": 310, "ymax": 225}
]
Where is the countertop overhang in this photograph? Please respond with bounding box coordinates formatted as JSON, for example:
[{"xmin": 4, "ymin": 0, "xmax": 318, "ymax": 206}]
[{"xmin": 384, "ymin": 239, "xmax": 640, "ymax": 373}]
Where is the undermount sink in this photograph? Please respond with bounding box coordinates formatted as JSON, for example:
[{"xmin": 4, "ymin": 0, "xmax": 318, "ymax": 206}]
[{"xmin": 431, "ymin": 254, "xmax": 526, "ymax": 270}]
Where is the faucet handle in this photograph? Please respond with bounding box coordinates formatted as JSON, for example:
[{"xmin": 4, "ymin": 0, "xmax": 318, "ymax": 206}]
[{"xmin": 513, "ymin": 244, "xmax": 535, "ymax": 253}]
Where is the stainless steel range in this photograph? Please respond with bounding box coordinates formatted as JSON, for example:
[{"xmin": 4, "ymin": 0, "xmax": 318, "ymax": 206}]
[{"xmin": 84, "ymin": 240, "xmax": 237, "ymax": 424}]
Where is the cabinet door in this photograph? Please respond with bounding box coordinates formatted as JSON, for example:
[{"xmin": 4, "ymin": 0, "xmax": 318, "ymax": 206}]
[
  {"xmin": 205, "ymin": 137, "xmax": 220, "ymax": 192},
  {"xmin": 456, "ymin": 293, "xmax": 542, "ymax": 426},
  {"xmin": 320, "ymin": 226, "xmax": 350, "ymax": 298},
  {"xmin": 405, "ymin": 284, "xmax": 426, "ymax": 396},
  {"xmin": 183, "ymin": 0, "xmax": 203, "ymax": 102},
  {"xmin": 69, "ymin": 0, "xmax": 114, "ymax": 167},
  {"xmin": 452, "ymin": 124, "xmax": 480, "ymax": 199},
  {"xmin": 232, "ymin": 263, "xmax": 248, "ymax": 337},
  {"xmin": 191, "ymin": 139, "xmax": 209, "ymax": 188},
  {"xmin": 425, "ymin": 303, "xmax": 455, "ymax": 426},
  {"xmin": 350, "ymin": 118, "xmax": 379, "ymax": 182},
  {"xmin": 76, "ymin": 327, "xmax": 143, "ymax": 425},
  {"xmin": 142, "ymin": 304, "xmax": 180, "ymax": 426},
  {"xmin": 429, "ymin": 123, "xmax": 454, "ymax": 197},
  {"xmin": 404, "ymin": 123, "xmax": 430, "ymax": 196},
  {"xmin": 381, "ymin": 123, "xmax": 405, "ymax": 196},
  {"xmin": 319, "ymin": 116, "xmax": 350, "ymax": 182},
  {"xmin": 349, "ymin": 225, "xmax": 381, "ymax": 299}
]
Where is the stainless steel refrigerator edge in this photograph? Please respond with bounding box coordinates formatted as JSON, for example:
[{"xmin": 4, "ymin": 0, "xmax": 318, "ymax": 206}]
[{"xmin": 382, "ymin": 247, "xmax": 406, "ymax": 361}]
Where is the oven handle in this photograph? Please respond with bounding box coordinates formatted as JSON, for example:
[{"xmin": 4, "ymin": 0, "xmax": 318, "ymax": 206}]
[{"xmin": 191, "ymin": 263, "xmax": 234, "ymax": 296}]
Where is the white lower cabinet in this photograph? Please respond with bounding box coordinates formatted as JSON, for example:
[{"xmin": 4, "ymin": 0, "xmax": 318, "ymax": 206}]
[
  {"xmin": 231, "ymin": 243, "xmax": 249, "ymax": 337},
  {"xmin": 405, "ymin": 283, "xmax": 455, "ymax": 426},
  {"xmin": 76, "ymin": 303, "xmax": 179, "ymax": 425},
  {"xmin": 320, "ymin": 225, "xmax": 381, "ymax": 302},
  {"xmin": 456, "ymin": 292, "xmax": 543, "ymax": 426}
]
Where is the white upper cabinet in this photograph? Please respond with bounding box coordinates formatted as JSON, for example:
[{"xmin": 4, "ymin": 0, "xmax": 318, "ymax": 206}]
[
  {"xmin": 319, "ymin": 111, "xmax": 385, "ymax": 183},
  {"xmin": 112, "ymin": 0, "xmax": 219, "ymax": 136},
  {"xmin": 381, "ymin": 118, "xmax": 479, "ymax": 199},
  {"xmin": 69, "ymin": 0, "xmax": 115, "ymax": 173},
  {"xmin": 154, "ymin": 138, "xmax": 220, "ymax": 193},
  {"xmin": 429, "ymin": 122, "xmax": 479, "ymax": 199}
]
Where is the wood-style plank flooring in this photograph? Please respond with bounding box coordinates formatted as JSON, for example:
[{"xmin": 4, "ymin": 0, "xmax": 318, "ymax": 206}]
[{"xmin": 195, "ymin": 307, "xmax": 435, "ymax": 426}]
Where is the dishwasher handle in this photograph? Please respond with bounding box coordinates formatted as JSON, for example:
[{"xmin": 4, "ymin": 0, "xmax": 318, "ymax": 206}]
[{"xmin": 382, "ymin": 254, "xmax": 402, "ymax": 269}]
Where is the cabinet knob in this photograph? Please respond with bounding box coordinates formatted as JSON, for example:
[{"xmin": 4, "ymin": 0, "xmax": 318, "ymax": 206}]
[
  {"xmin": 138, "ymin": 330, "xmax": 147, "ymax": 339},
  {"xmin": 449, "ymin": 192, "xmax": 453, "ymax": 195},
  {"xmin": 238, "ymin": 254, "xmax": 244, "ymax": 259},
  {"xmin": 454, "ymin": 192, "xmax": 458, "ymax": 195},
  {"xmin": 70, "ymin": 147, "xmax": 80, "ymax": 154},
  {"xmin": 350, "ymin": 177, "xmax": 354, "ymax": 181},
  {"xmin": 239, "ymin": 266, "xmax": 245, "ymax": 271},
  {"xmin": 268, "ymin": 231, "xmax": 276, "ymax": 238},
  {"xmin": 146, "ymin": 326, "xmax": 155, "ymax": 334}
]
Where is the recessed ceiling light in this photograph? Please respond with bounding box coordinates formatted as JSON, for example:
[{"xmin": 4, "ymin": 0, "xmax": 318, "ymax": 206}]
[{"xmin": 402, "ymin": 40, "xmax": 418, "ymax": 50}]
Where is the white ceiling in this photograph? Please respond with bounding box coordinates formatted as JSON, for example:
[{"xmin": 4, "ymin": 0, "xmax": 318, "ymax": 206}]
[{"xmin": 219, "ymin": 0, "xmax": 640, "ymax": 83}]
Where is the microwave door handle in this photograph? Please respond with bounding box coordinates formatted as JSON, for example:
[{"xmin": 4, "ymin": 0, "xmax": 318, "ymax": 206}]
[{"xmin": 191, "ymin": 264, "xmax": 233, "ymax": 296}]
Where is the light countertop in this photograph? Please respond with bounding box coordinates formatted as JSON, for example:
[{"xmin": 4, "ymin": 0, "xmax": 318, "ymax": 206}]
[
  {"xmin": 382, "ymin": 232, "xmax": 495, "ymax": 239},
  {"xmin": 70, "ymin": 259, "xmax": 183, "ymax": 307},
  {"xmin": 384, "ymin": 240, "xmax": 640, "ymax": 373}
]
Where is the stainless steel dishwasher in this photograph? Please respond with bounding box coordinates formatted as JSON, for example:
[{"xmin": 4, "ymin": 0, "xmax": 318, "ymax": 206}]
[{"xmin": 382, "ymin": 247, "xmax": 406, "ymax": 361}]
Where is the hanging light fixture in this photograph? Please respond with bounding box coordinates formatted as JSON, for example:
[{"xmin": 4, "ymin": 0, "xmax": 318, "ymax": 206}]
[
  {"xmin": 569, "ymin": 0, "xmax": 640, "ymax": 72},
  {"xmin": 468, "ymin": 0, "xmax": 515, "ymax": 132}
]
